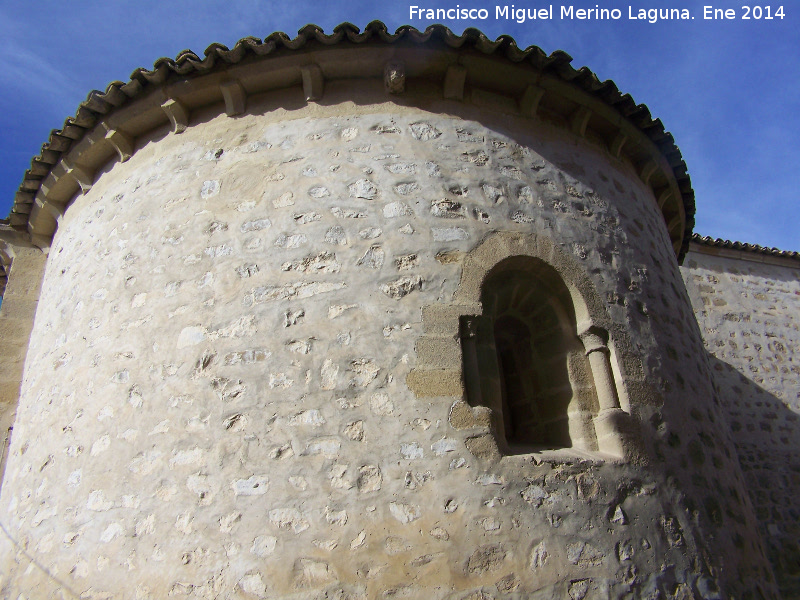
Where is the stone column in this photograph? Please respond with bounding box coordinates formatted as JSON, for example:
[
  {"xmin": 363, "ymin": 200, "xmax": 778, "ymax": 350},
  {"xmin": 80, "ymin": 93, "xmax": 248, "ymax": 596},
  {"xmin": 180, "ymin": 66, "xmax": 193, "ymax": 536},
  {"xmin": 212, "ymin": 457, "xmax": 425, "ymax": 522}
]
[
  {"xmin": 460, "ymin": 315, "xmax": 510, "ymax": 450},
  {"xmin": 459, "ymin": 315, "xmax": 484, "ymax": 406},
  {"xmin": 579, "ymin": 327, "xmax": 629, "ymax": 458}
]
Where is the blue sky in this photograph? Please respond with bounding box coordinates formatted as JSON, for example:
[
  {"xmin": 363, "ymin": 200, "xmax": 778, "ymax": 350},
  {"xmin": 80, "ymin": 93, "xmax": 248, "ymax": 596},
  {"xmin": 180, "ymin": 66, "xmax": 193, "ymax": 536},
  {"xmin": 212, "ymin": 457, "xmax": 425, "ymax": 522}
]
[{"xmin": 0, "ymin": 0, "xmax": 797, "ymax": 250}]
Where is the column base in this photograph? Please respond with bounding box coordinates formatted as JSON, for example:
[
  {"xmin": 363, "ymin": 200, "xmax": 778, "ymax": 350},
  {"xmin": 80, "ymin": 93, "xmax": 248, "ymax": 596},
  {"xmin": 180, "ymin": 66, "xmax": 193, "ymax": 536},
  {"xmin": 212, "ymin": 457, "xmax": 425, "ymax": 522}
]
[{"xmin": 594, "ymin": 408, "xmax": 643, "ymax": 461}]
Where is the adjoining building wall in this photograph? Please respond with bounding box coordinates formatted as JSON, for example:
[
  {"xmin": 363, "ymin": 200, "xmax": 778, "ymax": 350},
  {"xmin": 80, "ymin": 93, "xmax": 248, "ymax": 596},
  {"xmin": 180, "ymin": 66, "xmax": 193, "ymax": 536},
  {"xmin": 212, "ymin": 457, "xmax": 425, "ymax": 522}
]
[
  {"xmin": 0, "ymin": 86, "xmax": 775, "ymax": 598},
  {"xmin": 682, "ymin": 244, "xmax": 800, "ymax": 598},
  {"xmin": 0, "ymin": 228, "xmax": 47, "ymax": 484}
]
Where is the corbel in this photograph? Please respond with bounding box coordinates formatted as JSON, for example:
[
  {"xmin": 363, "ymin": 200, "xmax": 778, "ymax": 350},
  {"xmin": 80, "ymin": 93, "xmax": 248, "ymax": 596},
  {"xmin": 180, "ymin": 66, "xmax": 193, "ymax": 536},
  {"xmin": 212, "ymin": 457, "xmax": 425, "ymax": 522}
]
[
  {"xmin": 220, "ymin": 80, "xmax": 247, "ymax": 116},
  {"xmin": 62, "ymin": 159, "xmax": 94, "ymax": 194},
  {"xmin": 301, "ymin": 65, "xmax": 324, "ymax": 102},
  {"xmin": 443, "ymin": 64, "xmax": 467, "ymax": 101},
  {"xmin": 27, "ymin": 206, "xmax": 55, "ymax": 251},
  {"xmin": 609, "ymin": 132, "xmax": 628, "ymax": 158},
  {"xmin": 161, "ymin": 99, "xmax": 189, "ymax": 133},
  {"xmin": 519, "ymin": 84, "xmax": 545, "ymax": 118},
  {"xmin": 657, "ymin": 189, "xmax": 672, "ymax": 210},
  {"xmin": 36, "ymin": 198, "xmax": 65, "ymax": 225},
  {"xmin": 38, "ymin": 168, "xmax": 61, "ymax": 199},
  {"xmin": 103, "ymin": 125, "xmax": 135, "ymax": 162},
  {"xmin": 639, "ymin": 160, "xmax": 658, "ymax": 188},
  {"xmin": 384, "ymin": 62, "xmax": 406, "ymax": 94},
  {"xmin": 570, "ymin": 106, "xmax": 592, "ymax": 137}
]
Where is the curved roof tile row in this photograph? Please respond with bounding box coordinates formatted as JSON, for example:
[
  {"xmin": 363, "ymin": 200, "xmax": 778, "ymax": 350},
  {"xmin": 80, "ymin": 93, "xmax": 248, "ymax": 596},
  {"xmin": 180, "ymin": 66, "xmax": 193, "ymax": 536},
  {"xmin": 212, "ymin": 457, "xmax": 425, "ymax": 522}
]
[{"xmin": 691, "ymin": 234, "xmax": 799, "ymax": 261}]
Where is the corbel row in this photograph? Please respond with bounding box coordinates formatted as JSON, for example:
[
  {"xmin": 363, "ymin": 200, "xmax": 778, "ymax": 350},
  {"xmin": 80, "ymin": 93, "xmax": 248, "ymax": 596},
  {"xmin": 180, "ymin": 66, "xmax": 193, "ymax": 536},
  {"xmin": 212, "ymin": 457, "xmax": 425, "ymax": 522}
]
[
  {"xmin": 24, "ymin": 56, "xmax": 686, "ymax": 257},
  {"xmin": 26, "ymin": 57, "xmax": 414, "ymax": 245}
]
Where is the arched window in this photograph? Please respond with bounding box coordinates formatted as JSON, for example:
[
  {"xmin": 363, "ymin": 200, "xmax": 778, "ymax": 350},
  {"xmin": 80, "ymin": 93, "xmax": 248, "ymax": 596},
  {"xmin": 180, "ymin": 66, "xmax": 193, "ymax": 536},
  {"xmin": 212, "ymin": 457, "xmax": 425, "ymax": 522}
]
[
  {"xmin": 460, "ymin": 257, "xmax": 599, "ymax": 454},
  {"xmin": 407, "ymin": 232, "xmax": 640, "ymax": 461}
]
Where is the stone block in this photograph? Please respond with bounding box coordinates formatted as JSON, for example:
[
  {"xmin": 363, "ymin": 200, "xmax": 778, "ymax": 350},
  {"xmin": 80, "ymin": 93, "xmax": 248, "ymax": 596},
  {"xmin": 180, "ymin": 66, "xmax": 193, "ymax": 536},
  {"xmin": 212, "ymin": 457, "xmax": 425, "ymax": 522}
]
[
  {"xmin": 449, "ymin": 399, "xmax": 492, "ymax": 430},
  {"xmin": 406, "ymin": 368, "xmax": 463, "ymax": 398},
  {"xmin": 415, "ymin": 336, "xmax": 462, "ymax": 369},
  {"xmin": 464, "ymin": 433, "xmax": 500, "ymax": 461},
  {"xmin": 421, "ymin": 303, "xmax": 481, "ymax": 337}
]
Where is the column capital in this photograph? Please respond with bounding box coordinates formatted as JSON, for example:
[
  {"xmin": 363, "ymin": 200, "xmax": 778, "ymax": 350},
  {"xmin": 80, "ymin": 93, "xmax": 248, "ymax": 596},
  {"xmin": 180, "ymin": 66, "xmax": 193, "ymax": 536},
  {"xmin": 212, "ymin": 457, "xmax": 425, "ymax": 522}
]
[{"xmin": 578, "ymin": 326, "xmax": 609, "ymax": 356}]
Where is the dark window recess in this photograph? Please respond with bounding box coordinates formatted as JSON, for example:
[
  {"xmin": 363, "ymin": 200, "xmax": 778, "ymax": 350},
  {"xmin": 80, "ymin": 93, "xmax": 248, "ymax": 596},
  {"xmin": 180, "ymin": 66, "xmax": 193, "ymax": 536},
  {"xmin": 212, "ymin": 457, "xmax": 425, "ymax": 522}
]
[{"xmin": 0, "ymin": 263, "xmax": 7, "ymax": 309}]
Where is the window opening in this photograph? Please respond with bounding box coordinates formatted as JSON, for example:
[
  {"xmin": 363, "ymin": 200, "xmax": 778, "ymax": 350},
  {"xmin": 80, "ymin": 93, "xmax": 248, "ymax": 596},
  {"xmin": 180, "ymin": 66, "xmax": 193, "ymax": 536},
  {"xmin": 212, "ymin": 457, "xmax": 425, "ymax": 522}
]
[
  {"xmin": 0, "ymin": 257, "xmax": 8, "ymax": 312},
  {"xmin": 461, "ymin": 257, "xmax": 600, "ymax": 454}
]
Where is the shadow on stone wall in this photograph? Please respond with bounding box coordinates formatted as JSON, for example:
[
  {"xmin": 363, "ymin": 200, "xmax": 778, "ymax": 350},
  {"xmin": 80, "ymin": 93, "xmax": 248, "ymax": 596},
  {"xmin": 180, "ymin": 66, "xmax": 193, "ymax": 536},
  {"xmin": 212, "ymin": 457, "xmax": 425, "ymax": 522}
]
[{"xmin": 708, "ymin": 354, "xmax": 800, "ymax": 598}]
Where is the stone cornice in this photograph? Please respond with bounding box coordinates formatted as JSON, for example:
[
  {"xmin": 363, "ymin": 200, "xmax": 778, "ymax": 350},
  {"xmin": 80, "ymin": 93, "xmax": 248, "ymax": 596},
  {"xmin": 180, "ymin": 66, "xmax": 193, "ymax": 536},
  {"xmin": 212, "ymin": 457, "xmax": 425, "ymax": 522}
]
[{"xmin": 8, "ymin": 21, "xmax": 694, "ymax": 260}]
